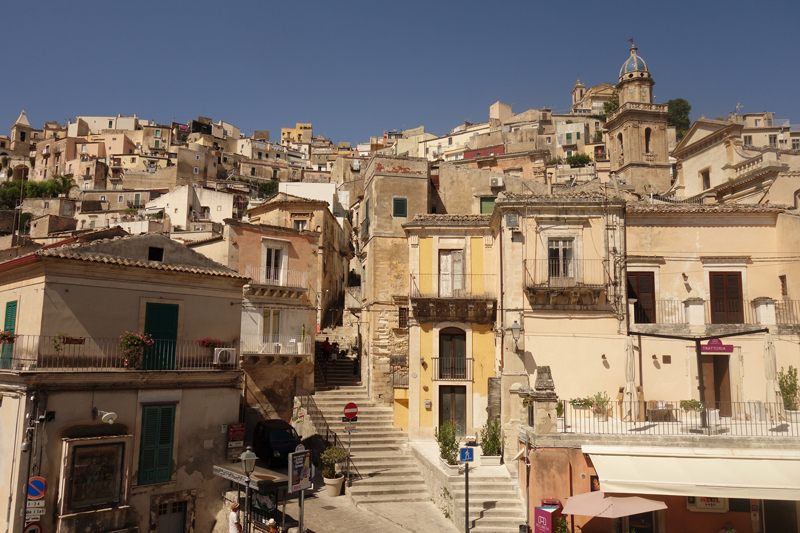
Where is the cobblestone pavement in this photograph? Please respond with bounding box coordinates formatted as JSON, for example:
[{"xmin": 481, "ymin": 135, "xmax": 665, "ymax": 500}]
[{"xmin": 277, "ymin": 479, "xmax": 458, "ymax": 533}]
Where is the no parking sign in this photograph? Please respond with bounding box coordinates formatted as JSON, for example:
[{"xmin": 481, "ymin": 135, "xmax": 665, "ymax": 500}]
[{"xmin": 27, "ymin": 477, "xmax": 46, "ymax": 500}]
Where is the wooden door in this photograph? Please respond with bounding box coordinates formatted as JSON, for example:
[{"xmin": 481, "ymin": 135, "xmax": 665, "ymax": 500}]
[
  {"xmin": 439, "ymin": 385, "xmax": 466, "ymax": 437},
  {"xmin": 144, "ymin": 303, "xmax": 179, "ymax": 370},
  {"xmin": 627, "ymin": 272, "xmax": 655, "ymax": 323},
  {"xmin": 701, "ymin": 354, "xmax": 732, "ymax": 417},
  {"xmin": 439, "ymin": 328, "xmax": 466, "ymax": 379},
  {"xmin": 710, "ymin": 272, "xmax": 743, "ymax": 324}
]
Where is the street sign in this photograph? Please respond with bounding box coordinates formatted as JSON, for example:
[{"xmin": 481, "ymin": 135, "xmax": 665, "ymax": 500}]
[
  {"xmin": 459, "ymin": 448, "xmax": 474, "ymax": 463},
  {"xmin": 227, "ymin": 423, "xmax": 245, "ymax": 461},
  {"xmin": 341, "ymin": 416, "xmax": 358, "ymax": 423},
  {"xmin": 24, "ymin": 523, "xmax": 42, "ymax": 533},
  {"xmin": 343, "ymin": 403, "xmax": 358, "ymax": 420},
  {"xmin": 27, "ymin": 478, "xmax": 46, "ymax": 500}
]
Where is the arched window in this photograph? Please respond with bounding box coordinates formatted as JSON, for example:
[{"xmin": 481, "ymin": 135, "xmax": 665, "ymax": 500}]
[
  {"xmin": 439, "ymin": 327, "xmax": 466, "ymax": 379},
  {"xmin": 645, "ymin": 128, "xmax": 652, "ymax": 153}
]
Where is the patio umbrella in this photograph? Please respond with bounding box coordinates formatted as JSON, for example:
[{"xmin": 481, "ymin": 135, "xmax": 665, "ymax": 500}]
[
  {"xmin": 562, "ymin": 491, "xmax": 667, "ymax": 519},
  {"xmin": 623, "ymin": 337, "xmax": 639, "ymax": 421},
  {"xmin": 764, "ymin": 333, "xmax": 786, "ymax": 421}
]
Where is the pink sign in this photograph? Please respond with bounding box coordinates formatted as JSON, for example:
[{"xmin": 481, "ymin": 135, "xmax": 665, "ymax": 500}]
[
  {"xmin": 534, "ymin": 505, "xmax": 562, "ymax": 533},
  {"xmin": 701, "ymin": 338, "xmax": 733, "ymax": 353}
]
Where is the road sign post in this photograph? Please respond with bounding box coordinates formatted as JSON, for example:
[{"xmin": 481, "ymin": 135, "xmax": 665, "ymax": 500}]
[
  {"xmin": 460, "ymin": 448, "xmax": 474, "ymax": 532},
  {"xmin": 343, "ymin": 403, "xmax": 358, "ymax": 486}
]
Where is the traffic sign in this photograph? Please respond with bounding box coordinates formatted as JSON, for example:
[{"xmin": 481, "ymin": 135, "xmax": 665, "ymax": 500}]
[
  {"xmin": 459, "ymin": 447, "xmax": 474, "ymax": 463},
  {"xmin": 27, "ymin": 478, "xmax": 46, "ymax": 500},
  {"xmin": 341, "ymin": 416, "xmax": 358, "ymax": 423},
  {"xmin": 343, "ymin": 402, "xmax": 358, "ymax": 419},
  {"xmin": 24, "ymin": 523, "xmax": 42, "ymax": 533},
  {"xmin": 343, "ymin": 428, "xmax": 358, "ymax": 434}
]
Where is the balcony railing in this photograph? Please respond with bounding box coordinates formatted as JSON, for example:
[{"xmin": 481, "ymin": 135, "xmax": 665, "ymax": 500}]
[
  {"xmin": 431, "ymin": 357, "xmax": 473, "ymax": 381},
  {"xmin": 240, "ymin": 334, "xmax": 313, "ymax": 355},
  {"xmin": 525, "ymin": 259, "xmax": 606, "ymax": 289},
  {"xmin": 630, "ymin": 300, "xmax": 686, "ymax": 324},
  {"xmin": 410, "ymin": 274, "xmax": 496, "ymax": 299},
  {"xmin": 0, "ymin": 335, "xmax": 237, "ymax": 371},
  {"xmin": 704, "ymin": 299, "xmax": 758, "ymax": 325},
  {"xmin": 540, "ymin": 400, "xmax": 799, "ymax": 437},
  {"xmin": 776, "ymin": 300, "xmax": 800, "ymax": 325},
  {"xmin": 244, "ymin": 266, "xmax": 308, "ymax": 289}
]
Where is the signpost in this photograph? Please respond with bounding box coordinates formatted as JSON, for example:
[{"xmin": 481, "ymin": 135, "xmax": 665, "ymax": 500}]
[
  {"xmin": 460, "ymin": 448, "xmax": 474, "ymax": 532},
  {"xmin": 289, "ymin": 445, "xmax": 312, "ymax": 533},
  {"xmin": 343, "ymin": 403, "xmax": 358, "ymax": 485},
  {"xmin": 227, "ymin": 423, "xmax": 245, "ymax": 461}
]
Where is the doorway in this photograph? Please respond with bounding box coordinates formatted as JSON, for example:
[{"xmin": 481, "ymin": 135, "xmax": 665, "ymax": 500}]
[
  {"xmin": 701, "ymin": 354, "xmax": 732, "ymax": 417},
  {"xmin": 764, "ymin": 500, "xmax": 798, "ymax": 532},
  {"xmin": 157, "ymin": 500, "xmax": 186, "ymax": 533},
  {"xmin": 439, "ymin": 386, "xmax": 466, "ymax": 437},
  {"xmin": 439, "ymin": 250, "xmax": 464, "ymax": 297},
  {"xmin": 144, "ymin": 303, "xmax": 179, "ymax": 370}
]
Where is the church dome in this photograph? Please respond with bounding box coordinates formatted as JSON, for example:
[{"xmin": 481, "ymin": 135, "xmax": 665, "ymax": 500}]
[{"xmin": 619, "ymin": 44, "xmax": 649, "ymax": 79}]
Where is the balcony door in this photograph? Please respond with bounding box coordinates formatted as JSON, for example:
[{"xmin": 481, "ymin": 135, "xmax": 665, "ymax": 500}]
[
  {"xmin": 439, "ymin": 385, "xmax": 466, "ymax": 437},
  {"xmin": 628, "ymin": 272, "xmax": 655, "ymax": 323},
  {"xmin": 439, "ymin": 328, "xmax": 466, "ymax": 379},
  {"xmin": 439, "ymin": 250, "xmax": 464, "ymax": 297},
  {"xmin": 548, "ymin": 239, "xmax": 574, "ymax": 286},
  {"xmin": 143, "ymin": 303, "xmax": 179, "ymax": 370},
  {"xmin": 709, "ymin": 272, "xmax": 743, "ymax": 324},
  {"xmin": 264, "ymin": 247, "xmax": 283, "ymax": 284}
]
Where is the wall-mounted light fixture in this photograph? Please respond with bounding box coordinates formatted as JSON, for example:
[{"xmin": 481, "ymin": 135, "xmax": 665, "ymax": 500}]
[
  {"xmin": 510, "ymin": 320, "xmax": 522, "ymax": 351},
  {"xmin": 601, "ymin": 354, "xmax": 607, "ymax": 360},
  {"xmin": 652, "ymin": 354, "xmax": 658, "ymax": 360}
]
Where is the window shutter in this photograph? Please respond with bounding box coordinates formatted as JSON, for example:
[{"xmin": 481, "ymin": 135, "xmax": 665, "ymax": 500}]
[{"xmin": 138, "ymin": 404, "xmax": 175, "ymax": 485}]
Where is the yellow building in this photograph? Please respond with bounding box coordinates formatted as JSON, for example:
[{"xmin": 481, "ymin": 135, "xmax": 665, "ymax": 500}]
[{"xmin": 280, "ymin": 123, "xmax": 312, "ymax": 144}]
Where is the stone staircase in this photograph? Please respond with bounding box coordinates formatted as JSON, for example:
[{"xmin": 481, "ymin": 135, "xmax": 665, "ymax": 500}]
[
  {"xmin": 312, "ymin": 362, "xmax": 431, "ymax": 504},
  {"xmin": 450, "ymin": 473, "xmax": 527, "ymax": 533}
]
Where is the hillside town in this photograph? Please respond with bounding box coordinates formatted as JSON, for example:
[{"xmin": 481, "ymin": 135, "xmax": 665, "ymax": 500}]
[{"xmin": 2, "ymin": 43, "xmax": 800, "ymax": 533}]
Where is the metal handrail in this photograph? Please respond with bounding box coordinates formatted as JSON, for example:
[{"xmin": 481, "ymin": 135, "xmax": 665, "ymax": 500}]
[
  {"xmin": 524, "ymin": 259, "xmax": 606, "ymax": 289},
  {"xmin": 431, "ymin": 357, "xmax": 473, "ymax": 381},
  {"xmin": 410, "ymin": 274, "xmax": 496, "ymax": 299},
  {"xmin": 297, "ymin": 394, "xmax": 361, "ymax": 482}
]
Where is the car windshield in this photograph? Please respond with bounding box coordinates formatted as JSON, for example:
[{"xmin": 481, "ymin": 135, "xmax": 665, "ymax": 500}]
[{"xmin": 269, "ymin": 428, "xmax": 298, "ymax": 443}]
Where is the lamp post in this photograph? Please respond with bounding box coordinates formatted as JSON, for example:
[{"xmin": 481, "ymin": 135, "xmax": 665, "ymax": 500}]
[
  {"xmin": 239, "ymin": 446, "xmax": 257, "ymax": 532},
  {"xmin": 510, "ymin": 320, "xmax": 521, "ymax": 351}
]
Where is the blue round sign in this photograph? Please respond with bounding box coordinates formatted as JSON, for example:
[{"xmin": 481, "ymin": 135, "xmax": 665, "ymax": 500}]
[{"xmin": 27, "ymin": 477, "xmax": 46, "ymax": 500}]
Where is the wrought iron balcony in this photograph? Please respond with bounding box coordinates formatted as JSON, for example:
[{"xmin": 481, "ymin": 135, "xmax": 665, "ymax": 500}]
[
  {"xmin": 431, "ymin": 357, "xmax": 473, "ymax": 381},
  {"xmin": 525, "ymin": 259, "xmax": 606, "ymax": 289}
]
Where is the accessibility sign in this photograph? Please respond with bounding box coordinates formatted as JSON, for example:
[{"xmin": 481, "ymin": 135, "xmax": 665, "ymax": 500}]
[{"xmin": 27, "ymin": 478, "xmax": 46, "ymax": 500}]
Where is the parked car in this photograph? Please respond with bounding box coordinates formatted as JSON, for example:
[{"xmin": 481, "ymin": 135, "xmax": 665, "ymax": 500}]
[{"xmin": 253, "ymin": 420, "xmax": 301, "ymax": 467}]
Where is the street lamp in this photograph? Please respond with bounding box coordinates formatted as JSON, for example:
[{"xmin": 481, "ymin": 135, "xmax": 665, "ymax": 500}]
[
  {"xmin": 239, "ymin": 446, "xmax": 257, "ymax": 532},
  {"xmin": 510, "ymin": 321, "xmax": 522, "ymax": 351}
]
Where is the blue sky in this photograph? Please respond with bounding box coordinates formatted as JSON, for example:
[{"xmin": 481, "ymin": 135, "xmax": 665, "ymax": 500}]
[{"xmin": 4, "ymin": 1, "xmax": 799, "ymax": 145}]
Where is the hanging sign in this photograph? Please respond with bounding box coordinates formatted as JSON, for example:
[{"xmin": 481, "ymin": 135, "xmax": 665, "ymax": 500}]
[{"xmin": 701, "ymin": 338, "xmax": 733, "ymax": 353}]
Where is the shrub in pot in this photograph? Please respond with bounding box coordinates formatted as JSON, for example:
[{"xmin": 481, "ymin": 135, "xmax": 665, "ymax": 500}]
[
  {"xmin": 435, "ymin": 420, "xmax": 459, "ymax": 473},
  {"xmin": 479, "ymin": 418, "xmax": 503, "ymax": 465},
  {"xmin": 320, "ymin": 446, "xmax": 348, "ymax": 496},
  {"xmin": 779, "ymin": 366, "xmax": 800, "ymax": 422}
]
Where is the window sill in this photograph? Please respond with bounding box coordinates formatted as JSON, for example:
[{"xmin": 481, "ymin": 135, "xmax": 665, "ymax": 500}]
[{"xmin": 131, "ymin": 480, "xmax": 176, "ymax": 495}]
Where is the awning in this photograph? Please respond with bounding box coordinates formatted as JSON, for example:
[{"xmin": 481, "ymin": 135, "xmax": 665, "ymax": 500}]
[
  {"xmin": 562, "ymin": 491, "xmax": 667, "ymax": 518},
  {"xmin": 212, "ymin": 462, "xmax": 289, "ymax": 491},
  {"xmin": 584, "ymin": 445, "xmax": 800, "ymax": 501}
]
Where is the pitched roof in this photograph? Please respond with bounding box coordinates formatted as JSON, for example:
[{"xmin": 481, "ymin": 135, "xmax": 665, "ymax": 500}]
[
  {"xmin": 262, "ymin": 192, "xmax": 327, "ymax": 205},
  {"xmin": 14, "ymin": 110, "xmax": 30, "ymax": 128},
  {"xmin": 627, "ymin": 202, "xmax": 788, "ymax": 214}
]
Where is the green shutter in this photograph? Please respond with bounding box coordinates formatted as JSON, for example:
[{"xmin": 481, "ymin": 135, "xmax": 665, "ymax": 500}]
[
  {"xmin": 393, "ymin": 198, "xmax": 407, "ymax": 218},
  {"xmin": 143, "ymin": 303, "xmax": 179, "ymax": 370},
  {"xmin": 138, "ymin": 404, "xmax": 175, "ymax": 485},
  {"xmin": 576, "ymin": 132, "xmax": 580, "ymax": 140},
  {"xmin": 480, "ymin": 197, "xmax": 496, "ymax": 214},
  {"xmin": 1, "ymin": 301, "xmax": 18, "ymax": 369}
]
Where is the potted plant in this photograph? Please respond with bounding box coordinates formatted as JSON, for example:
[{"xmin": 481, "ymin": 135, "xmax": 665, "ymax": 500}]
[
  {"xmin": 118, "ymin": 331, "xmax": 154, "ymax": 370},
  {"xmin": 590, "ymin": 391, "xmax": 610, "ymax": 420},
  {"xmin": 197, "ymin": 338, "xmax": 224, "ymax": 349},
  {"xmin": 0, "ymin": 331, "xmax": 16, "ymax": 344},
  {"xmin": 779, "ymin": 366, "xmax": 800, "ymax": 422},
  {"xmin": 435, "ymin": 420, "xmax": 460, "ymax": 475},
  {"xmin": 679, "ymin": 399, "xmax": 705, "ymax": 424},
  {"xmin": 320, "ymin": 446, "xmax": 349, "ymax": 496},
  {"xmin": 569, "ymin": 397, "xmax": 594, "ymax": 418},
  {"xmin": 479, "ymin": 418, "xmax": 503, "ymax": 466}
]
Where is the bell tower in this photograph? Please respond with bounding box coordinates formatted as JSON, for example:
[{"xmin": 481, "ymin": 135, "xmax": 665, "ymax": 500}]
[
  {"xmin": 10, "ymin": 110, "xmax": 33, "ymax": 157},
  {"xmin": 571, "ymin": 77, "xmax": 586, "ymax": 110},
  {"xmin": 604, "ymin": 43, "xmax": 671, "ymax": 193}
]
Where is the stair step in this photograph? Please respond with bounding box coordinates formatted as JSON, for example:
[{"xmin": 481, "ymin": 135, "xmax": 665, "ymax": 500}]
[
  {"xmin": 351, "ymin": 494, "xmax": 431, "ymax": 504},
  {"xmin": 354, "ymin": 476, "xmax": 425, "ymax": 486},
  {"xmin": 347, "ymin": 486, "xmax": 427, "ymax": 496}
]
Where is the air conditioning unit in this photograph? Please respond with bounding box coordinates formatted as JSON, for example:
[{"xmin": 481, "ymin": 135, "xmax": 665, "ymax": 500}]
[
  {"xmin": 490, "ymin": 176, "xmax": 504, "ymax": 187},
  {"xmin": 214, "ymin": 348, "xmax": 236, "ymax": 365}
]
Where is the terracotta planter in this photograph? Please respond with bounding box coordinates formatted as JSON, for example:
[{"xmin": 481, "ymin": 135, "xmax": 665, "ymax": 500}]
[
  {"xmin": 480, "ymin": 455, "xmax": 502, "ymax": 466},
  {"xmin": 323, "ymin": 475, "xmax": 345, "ymax": 496}
]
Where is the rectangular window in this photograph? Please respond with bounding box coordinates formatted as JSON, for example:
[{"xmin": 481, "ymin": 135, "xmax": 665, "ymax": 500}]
[
  {"xmin": 780, "ymin": 275, "xmax": 788, "ymax": 296},
  {"xmin": 118, "ymin": 195, "xmax": 123, "ymax": 202},
  {"xmin": 155, "ymin": 130, "xmax": 161, "ymax": 138},
  {"xmin": 193, "ymin": 167, "xmax": 198, "ymax": 174},
  {"xmin": 546, "ymin": 137, "xmax": 551, "ymax": 144},
  {"xmin": 480, "ymin": 197, "xmax": 496, "ymax": 214},
  {"xmin": 138, "ymin": 404, "xmax": 175, "ymax": 485},
  {"xmin": 595, "ymin": 122, "xmax": 600, "ymax": 129},
  {"xmin": 793, "ymin": 139, "xmax": 800, "ymax": 150},
  {"xmin": 258, "ymin": 152, "xmax": 262, "ymax": 160},
  {"xmin": 398, "ymin": 307, "xmax": 408, "ymax": 328},
  {"xmin": 100, "ymin": 196, "xmax": 106, "ymax": 201},
  {"xmin": 576, "ymin": 132, "xmax": 581, "ymax": 140},
  {"xmin": 448, "ymin": 137, "xmax": 453, "ymax": 146},
  {"xmin": 294, "ymin": 220, "xmax": 307, "ymax": 231},
  {"xmin": 148, "ymin": 247, "xmax": 164, "ymax": 261},
  {"xmin": 628, "ymin": 272, "xmax": 656, "ymax": 323},
  {"xmin": 2, "ymin": 300, "xmax": 18, "ymax": 368},
  {"xmin": 566, "ymin": 133, "xmax": 572, "ymax": 143},
  {"xmin": 131, "ymin": 157, "xmax": 136, "ymax": 163},
  {"xmin": 548, "ymin": 239, "xmax": 574, "ymax": 280},
  {"xmin": 108, "ymin": 120, "xmax": 113, "ymax": 128},
  {"xmin": 701, "ymin": 170, "xmax": 710, "ymax": 190},
  {"xmin": 272, "ymin": 170, "xmax": 278, "ymax": 179},
  {"xmin": 393, "ymin": 198, "xmax": 407, "ymax": 217},
  {"xmin": 262, "ymin": 308, "xmax": 281, "ymax": 338},
  {"xmin": 755, "ymin": 119, "xmax": 762, "ymax": 127},
  {"xmin": 69, "ymin": 442, "xmax": 124, "ymax": 510},
  {"xmin": 709, "ymin": 272, "xmax": 744, "ymax": 324},
  {"xmin": 264, "ymin": 247, "xmax": 282, "ymax": 282},
  {"xmin": 81, "ymin": 144, "xmax": 87, "ymax": 153},
  {"xmin": 250, "ymin": 168, "xmax": 256, "ymax": 176},
  {"xmin": 743, "ymin": 135, "xmax": 752, "ymax": 146},
  {"xmin": 154, "ymin": 140, "xmax": 160, "ymax": 148}
]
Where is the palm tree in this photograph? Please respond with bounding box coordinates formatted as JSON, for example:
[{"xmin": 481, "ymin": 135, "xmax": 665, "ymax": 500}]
[{"xmin": 54, "ymin": 175, "xmax": 77, "ymax": 198}]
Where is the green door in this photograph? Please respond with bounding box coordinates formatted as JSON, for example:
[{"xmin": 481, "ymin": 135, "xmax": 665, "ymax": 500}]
[
  {"xmin": 1, "ymin": 301, "xmax": 17, "ymax": 369},
  {"xmin": 143, "ymin": 303, "xmax": 179, "ymax": 370}
]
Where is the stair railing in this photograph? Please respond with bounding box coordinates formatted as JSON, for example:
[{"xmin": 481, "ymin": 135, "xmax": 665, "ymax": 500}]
[{"xmin": 297, "ymin": 394, "xmax": 362, "ymax": 483}]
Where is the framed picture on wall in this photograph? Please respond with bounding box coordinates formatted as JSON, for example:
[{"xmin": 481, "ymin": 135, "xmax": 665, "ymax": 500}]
[{"xmin": 591, "ymin": 475, "xmax": 600, "ymax": 492}]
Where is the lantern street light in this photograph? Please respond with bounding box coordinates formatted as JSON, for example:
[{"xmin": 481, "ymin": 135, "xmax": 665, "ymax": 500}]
[
  {"xmin": 239, "ymin": 446, "xmax": 257, "ymax": 532},
  {"xmin": 510, "ymin": 320, "xmax": 522, "ymax": 351}
]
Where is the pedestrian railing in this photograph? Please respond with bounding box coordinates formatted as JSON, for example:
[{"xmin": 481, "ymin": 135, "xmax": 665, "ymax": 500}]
[{"xmin": 297, "ymin": 395, "xmax": 361, "ymax": 483}]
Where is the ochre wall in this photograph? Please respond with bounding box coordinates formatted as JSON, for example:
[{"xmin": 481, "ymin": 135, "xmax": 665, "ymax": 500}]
[{"xmin": 420, "ymin": 324, "xmax": 434, "ymax": 427}]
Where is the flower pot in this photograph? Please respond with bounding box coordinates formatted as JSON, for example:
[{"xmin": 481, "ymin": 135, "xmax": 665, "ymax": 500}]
[
  {"xmin": 1, "ymin": 338, "xmax": 15, "ymax": 344},
  {"xmin": 440, "ymin": 458, "xmax": 460, "ymax": 476},
  {"xmin": 480, "ymin": 455, "xmax": 502, "ymax": 466},
  {"xmin": 323, "ymin": 475, "xmax": 345, "ymax": 496},
  {"xmin": 592, "ymin": 407, "xmax": 609, "ymax": 421},
  {"xmin": 63, "ymin": 337, "xmax": 84, "ymax": 345}
]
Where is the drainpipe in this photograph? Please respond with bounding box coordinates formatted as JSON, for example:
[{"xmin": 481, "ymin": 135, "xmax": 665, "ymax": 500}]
[{"xmin": 18, "ymin": 390, "xmax": 37, "ymax": 533}]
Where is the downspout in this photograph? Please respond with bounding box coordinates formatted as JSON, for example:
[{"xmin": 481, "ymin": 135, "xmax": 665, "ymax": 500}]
[{"xmin": 18, "ymin": 391, "xmax": 37, "ymax": 533}]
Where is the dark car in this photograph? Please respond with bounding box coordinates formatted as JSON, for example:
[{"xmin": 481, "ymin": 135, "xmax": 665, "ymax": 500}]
[{"xmin": 253, "ymin": 420, "xmax": 301, "ymax": 467}]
